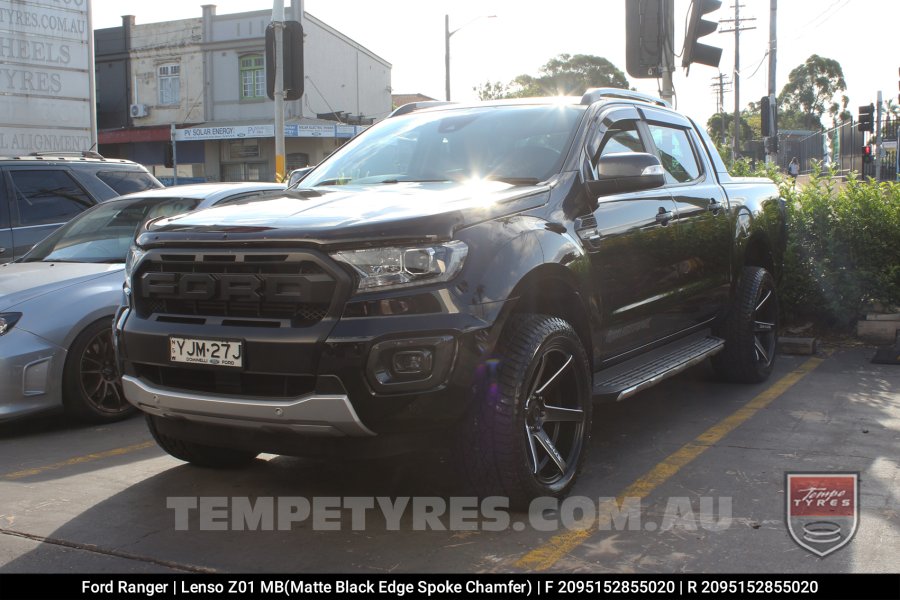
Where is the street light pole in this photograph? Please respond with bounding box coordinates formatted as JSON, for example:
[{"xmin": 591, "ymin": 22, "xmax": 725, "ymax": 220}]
[{"xmin": 444, "ymin": 14, "xmax": 496, "ymax": 102}]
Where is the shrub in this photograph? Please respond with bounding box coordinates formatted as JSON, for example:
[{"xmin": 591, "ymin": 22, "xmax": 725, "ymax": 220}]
[{"xmin": 776, "ymin": 165, "xmax": 900, "ymax": 326}]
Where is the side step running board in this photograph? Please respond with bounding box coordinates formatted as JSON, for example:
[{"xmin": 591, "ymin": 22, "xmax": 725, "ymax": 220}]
[{"xmin": 593, "ymin": 334, "xmax": 725, "ymax": 402}]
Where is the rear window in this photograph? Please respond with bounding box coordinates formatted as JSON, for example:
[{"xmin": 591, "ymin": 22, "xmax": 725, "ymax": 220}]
[{"xmin": 96, "ymin": 170, "xmax": 161, "ymax": 195}]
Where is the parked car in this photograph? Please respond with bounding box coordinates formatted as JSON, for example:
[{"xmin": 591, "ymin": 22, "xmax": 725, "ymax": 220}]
[
  {"xmin": 0, "ymin": 152, "xmax": 163, "ymax": 264},
  {"xmin": 0, "ymin": 182, "xmax": 284, "ymax": 423},
  {"xmin": 118, "ymin": 89, "xmax": 785, "ymax": 504}
]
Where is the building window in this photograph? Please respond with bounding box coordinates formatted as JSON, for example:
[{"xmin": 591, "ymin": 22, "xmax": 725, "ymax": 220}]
[
  {"xmin": 158, "ymin": 63, "xmax": 180, "ymax": 106},
  {"xmin": 240, "ymin": 55, "xmax": 265, "ymax": 100}
]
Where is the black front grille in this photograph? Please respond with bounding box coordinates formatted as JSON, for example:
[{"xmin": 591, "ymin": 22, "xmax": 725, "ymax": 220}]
[
  {"xmin": 135, "ymin": 364, "xmax": 316, "ymax": 398},
  {"xmin": 133, "ymin": 251, "xmax": 338, "ymax": 325}
]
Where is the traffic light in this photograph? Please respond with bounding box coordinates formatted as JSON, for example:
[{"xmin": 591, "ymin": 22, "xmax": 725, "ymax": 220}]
[
  {"xmin": 626, "ymin": 0, "xmax": 673, "ymax": 79},
  {"xmin": 760, "ymin": 95, "xmax": 776, "ymax": 137},
  {"xmin": 858, "ymin": 104, "xmax": 875, "ymax": 132},
  {"xmin": 862, "ymin": 145, "xmax": 873, "ymax": 164},
  {"xmin": 682, "ymin": 0, "xmax": 722, "ymax": 72},
  {"xmin": 266, "ymin": 20, "xmax": 305, "ymax": 101}
]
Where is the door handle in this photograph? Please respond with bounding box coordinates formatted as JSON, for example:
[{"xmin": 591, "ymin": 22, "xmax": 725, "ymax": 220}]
[
  {"xmin": 655, "ymin": 208, "xmax": 674, "ymax": 225},
  {"xmin": 0, "ymin": 247, "xmax": 6, "ymax": 254}
]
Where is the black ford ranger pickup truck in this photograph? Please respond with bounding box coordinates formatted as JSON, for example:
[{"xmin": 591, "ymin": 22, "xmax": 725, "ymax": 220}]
[{"xmin": 116, "ymin": 89, "xmax": 785, "ymax": 504}]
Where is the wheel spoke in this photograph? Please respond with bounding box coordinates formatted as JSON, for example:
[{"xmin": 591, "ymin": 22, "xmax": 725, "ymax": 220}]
[
  {"xmin": 533, "ymin": 428, "xmax": 567, "ymax": 475},
  {"xmin": 754, "ymin": 337, "xmax": 770, "ymax": 364},
  {"xmin": 85, "ymin": 376, "xmax": 104, "ymax": 398},
  {"xmin": 109, "ymin": 382, "xmax": 124, "ymax": 408},
  {"xmin": 754, "ymin": 320, "xmax": 775, "ymax": 333},
  {"xmin": 526, "ymin": 353, "xmax": 549, "ymax": 400},
  {"xmin": 525, "ymin": 425, "xmax": 540, "ymax": 474},
  {"xmin": 534, "ymin": 354, "xmax": 573, "ymax": 396},
  {"xmin": 542, "ymin": 403, "xmax": 584, "ymax": 423},
  {"xmin": 82, "ymin": 356, "xmax": 104, "ymax": 367},
  {"xmin": 756, "ymin": 290, "xmax": 772, "ymax": 313}
]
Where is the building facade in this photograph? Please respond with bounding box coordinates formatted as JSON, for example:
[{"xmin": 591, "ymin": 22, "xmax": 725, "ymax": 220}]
[{"xmin": 95, "ymin": 1, "xmax": 391, "ymax": 183}]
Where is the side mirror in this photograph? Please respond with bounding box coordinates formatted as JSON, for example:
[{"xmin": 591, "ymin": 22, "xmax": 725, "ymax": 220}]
[
  {"xmin": 585, "ymin": 152, "xmax": 666, "ymax": 198},
  {"xmin": 287, "ymin": 166, "xmax": 314, "ymax": 187}
]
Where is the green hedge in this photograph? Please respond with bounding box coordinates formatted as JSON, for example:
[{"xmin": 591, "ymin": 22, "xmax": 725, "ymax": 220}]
[{"xmin": 732, "ymin": 161, "xmax": 900, "ymax": 326}]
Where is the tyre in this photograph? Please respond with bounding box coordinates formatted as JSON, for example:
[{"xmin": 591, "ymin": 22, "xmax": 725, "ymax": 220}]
[
  {"xmin": 457, "ymin": 314, "xmax": 592, "ymax": 508},
  {"xmin": 712, "ymin": 266, "xmax": 779, "ymax": 383},
  {"xmin": 146, "ymin": 415, "xmax": 258, "ymax": 468},
  {"xmin": 62, "ymin": 318, "xmax": 135, "ymax": 423}
]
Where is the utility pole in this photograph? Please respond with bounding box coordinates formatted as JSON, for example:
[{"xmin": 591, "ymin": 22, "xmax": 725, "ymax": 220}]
[
  {"xmin": 765, "ymin": 0, "xmax": 778, "ymax": 164},
  {"xmin": 711, "ymin": 73, "xmax": 731, "ymax": 147},
  {"xmin": 720, "ymin": 4, "xmax": 755, "ymax": 162},
  {"xmin": 272, "ymin": 0, "xmax": 286, "ymax": 182}
]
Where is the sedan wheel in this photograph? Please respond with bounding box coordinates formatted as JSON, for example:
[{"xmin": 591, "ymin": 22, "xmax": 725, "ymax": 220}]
[{"xmin": 63, "ymin": 319, "xmax": 135, "ymax": 422}]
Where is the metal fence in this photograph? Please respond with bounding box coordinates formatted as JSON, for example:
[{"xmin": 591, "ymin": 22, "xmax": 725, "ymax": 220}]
[{"xmin": 783, "ymin": 117, "xmax": 900, "ymax": 181}]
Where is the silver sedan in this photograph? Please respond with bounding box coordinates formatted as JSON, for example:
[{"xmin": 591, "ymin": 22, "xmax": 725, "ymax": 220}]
[{"xmin": 0, "ymin": 182, "xmax": 284, "ymax": 423}]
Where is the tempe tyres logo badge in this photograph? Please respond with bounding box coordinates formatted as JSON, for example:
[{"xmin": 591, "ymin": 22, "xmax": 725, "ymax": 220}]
[{"xmin": 786, "ymin": 472, "xmax": 859, "ymax": 557}]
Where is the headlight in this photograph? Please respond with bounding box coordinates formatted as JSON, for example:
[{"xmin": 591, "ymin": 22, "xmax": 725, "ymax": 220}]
[
  {"xmin": 124, "ymin": 245, "xmax": 146, "ymax": 282},
  {"xmin": 0, "ymin": 313, "xmax": 22, "ymax": 336},
  {"xmin": 331, "ymin": 241, "xmax": 468, "ymax": 292}
]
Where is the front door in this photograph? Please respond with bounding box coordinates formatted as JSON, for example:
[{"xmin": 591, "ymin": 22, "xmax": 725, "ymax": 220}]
[{"xmin": 580, "ymin": 107, "xmax": 683, "ymax": 362}]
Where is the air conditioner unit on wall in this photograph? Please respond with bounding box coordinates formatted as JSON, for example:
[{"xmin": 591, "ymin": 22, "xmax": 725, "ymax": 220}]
[{"xmin": 130, "ymin": 104, "xmax": 149, "ymax": 118}]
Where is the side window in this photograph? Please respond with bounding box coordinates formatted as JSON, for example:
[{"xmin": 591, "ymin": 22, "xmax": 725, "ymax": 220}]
[
  {"xmin": 10, "ymin": 170, "xmax": 94, "ymax": 226},
  {"xmin": 648, "ymin": 124, "xmax": 702, "ymax": 184},
  {"xmin": 587, "ymin": 120, "xmax": 646, "ymax": 180},
  {"xmin": 96, "ymin": 171, "xmax": 160, "ymax": 195},
  {"xmin": 598, "ymin": 121, "xmax": 646, "ymax": 157}
]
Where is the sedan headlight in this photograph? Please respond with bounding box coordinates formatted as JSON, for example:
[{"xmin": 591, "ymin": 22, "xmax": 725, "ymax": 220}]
[
  {"xmin": 0, "ymin": 313, "xmax": 22, "ymax": 336},
  {"xmin": 331, "ymin": 241, "xmax": 468, "ymax": 292},
  {"xmin": 124, "ymin": 245, "xmax": 146, "ymax": 282}
]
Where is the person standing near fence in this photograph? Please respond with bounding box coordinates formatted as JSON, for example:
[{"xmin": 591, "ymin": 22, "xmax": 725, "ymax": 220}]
[{"xmin": 788, "ymin": 157, "xmax": 800, "ymax": 187}]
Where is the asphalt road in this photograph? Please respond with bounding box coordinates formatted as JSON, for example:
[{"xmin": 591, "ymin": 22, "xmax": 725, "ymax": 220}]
[{"xmin": 0, "ymin": 346, "xmax": 897, "ymax": 574}]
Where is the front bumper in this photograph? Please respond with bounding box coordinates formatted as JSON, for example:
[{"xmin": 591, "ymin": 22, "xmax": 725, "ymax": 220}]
[
  {"xmin": 122, "ymin": 375, "xmax": 374, "ymax": 436},
  {"xmin": 0, "ymin": 328, "xmax": 65, "ymax": 421},
  {"xmin": 119, "ymin": 306, "xmax": 496, "ymax": 437}
]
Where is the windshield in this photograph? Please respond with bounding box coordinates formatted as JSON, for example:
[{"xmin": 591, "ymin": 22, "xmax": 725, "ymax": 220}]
[
  {"xmin": 22, "ymin": 197, "xmax": 202, "ymax": 263},
  {"xmin": 300, "ymin": 104, "xmax": 586, "ymax": 188}
]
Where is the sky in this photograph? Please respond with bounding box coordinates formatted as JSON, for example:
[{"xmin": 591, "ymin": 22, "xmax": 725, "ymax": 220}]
[{"xmin": 90, "ymin": 0, "xmax": 897, "ymax": 127}]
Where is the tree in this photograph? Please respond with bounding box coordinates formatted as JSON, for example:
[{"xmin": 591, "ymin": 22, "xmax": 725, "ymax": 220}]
[
  {"xmin": 473, "ymin": 80, "xmax": 511, "ymax": 101},
  {"xmin": 706, "ymin": 112, "xmax": 753, "ymax": 146},
  {"xmin": 474, "ymin": 54, "xmax": 630, "ymax": 99},
  {"xmin": 777, "ymin": 54, "xmax": 848, "ymax": 130}
]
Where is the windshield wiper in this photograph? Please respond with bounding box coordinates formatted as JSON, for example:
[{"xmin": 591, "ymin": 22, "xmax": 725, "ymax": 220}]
[
  {"xmin": 486, "ymin": 177, "xmax": 542, "ymax": 185},
  {"xmin": 377, "ymin": 178, "xmax": 451, "ymax": 184},
  {"xmin": 315, "ymin": 178, "xmax": 352, "ymax": 186}
]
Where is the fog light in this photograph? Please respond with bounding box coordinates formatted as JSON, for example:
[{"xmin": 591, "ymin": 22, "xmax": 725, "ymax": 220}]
[{"xmin": 391, "ymin": 349, "xmax": 433, "ymax": 375}]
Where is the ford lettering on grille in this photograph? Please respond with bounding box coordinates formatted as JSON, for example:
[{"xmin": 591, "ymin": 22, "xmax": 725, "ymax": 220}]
[{"xmin": 140, "ymin": 273, "xmax": 329, "ymax": 303}]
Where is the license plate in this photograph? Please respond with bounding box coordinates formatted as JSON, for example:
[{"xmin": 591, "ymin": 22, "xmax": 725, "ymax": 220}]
[{"xmin": 170, "ymin": 337, "xmax": 243, "ymax": 368}]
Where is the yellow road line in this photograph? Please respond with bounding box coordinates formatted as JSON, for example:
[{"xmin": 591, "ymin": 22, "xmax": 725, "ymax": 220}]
[
  {"xmin": 515, "ymin": 356, "xmax": 825, "ymax": 571},
  {"xmin": 3, "ymin": 441, "xmax": 156, "ymax": 480}
]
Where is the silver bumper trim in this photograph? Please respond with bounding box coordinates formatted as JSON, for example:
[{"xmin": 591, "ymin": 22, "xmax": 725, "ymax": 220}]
[{"xmin": 122, "ymin": 375, "xmax": 375, "ymax": 437}]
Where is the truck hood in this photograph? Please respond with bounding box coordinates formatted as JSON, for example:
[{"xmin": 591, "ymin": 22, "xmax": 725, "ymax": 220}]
[
  {"xmin": 0, "ymin": 262, "xmax": 123, "ymax": 312},
  {"xmin": 139, "ymin": 180, "xmax": 550, "ymax": 247}
]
